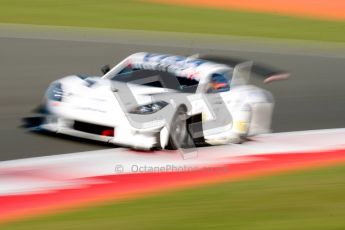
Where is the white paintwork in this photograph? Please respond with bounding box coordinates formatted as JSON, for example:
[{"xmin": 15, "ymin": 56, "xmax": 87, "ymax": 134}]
[{"xmin": 41, "ymin": 53, "xmax": 274, "ymax": 149}]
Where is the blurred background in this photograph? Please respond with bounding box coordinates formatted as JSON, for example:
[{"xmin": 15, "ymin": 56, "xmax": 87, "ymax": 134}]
[{"xmin": 0, "ymin": 0, "xmax": 344, "ymax": 229}]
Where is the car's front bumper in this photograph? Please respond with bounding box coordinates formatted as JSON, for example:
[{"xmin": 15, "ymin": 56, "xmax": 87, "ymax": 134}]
[{"xmin": 35, "ymin": 116, "xmax": 162, "ymax": 150}]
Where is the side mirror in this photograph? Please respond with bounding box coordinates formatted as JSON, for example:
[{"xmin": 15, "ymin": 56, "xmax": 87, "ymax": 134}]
[{"xmin": 101, "ymin": 64, "xmax": 111, "ymax": 74}]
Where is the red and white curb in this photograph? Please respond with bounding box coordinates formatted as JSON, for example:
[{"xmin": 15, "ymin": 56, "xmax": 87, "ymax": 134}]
[{"xmin": 1, "ymin": 128, "xmax": 345, "ymax": 223}]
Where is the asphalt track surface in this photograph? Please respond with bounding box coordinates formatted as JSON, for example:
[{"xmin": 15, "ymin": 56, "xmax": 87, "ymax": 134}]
[{"xmin": 1, "ymin": 26, "xmax": 345, "ymax": 161}]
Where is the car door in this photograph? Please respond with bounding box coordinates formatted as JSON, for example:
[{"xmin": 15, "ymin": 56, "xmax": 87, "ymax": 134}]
[{"xmin": 202, "ymin": 72, "xmax": 233, "ymax": 135}]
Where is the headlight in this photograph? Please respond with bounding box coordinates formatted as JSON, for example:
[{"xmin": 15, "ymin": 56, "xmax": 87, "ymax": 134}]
[
  {"xmin": 130, "ymin": 101, "xmax": 168, "ymax": 114},
  {"xmin": 46, "ymin": 82, "xmax": 64, "ymax": 102}
]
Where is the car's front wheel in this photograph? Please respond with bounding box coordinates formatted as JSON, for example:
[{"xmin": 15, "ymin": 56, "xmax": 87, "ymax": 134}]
[{"xmin": 166, "ymin": 106, "xmax": 194, "ymax": 150}]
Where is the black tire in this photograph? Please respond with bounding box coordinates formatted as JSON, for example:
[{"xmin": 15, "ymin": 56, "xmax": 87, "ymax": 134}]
[{"xmin": 166, "ymin": 106, "xmax": 194, "ymax": 150}]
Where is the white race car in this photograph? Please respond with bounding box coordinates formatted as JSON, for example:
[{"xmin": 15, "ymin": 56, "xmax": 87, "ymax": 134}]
[{"xmin": 24, "ymin": 52, "xmax": 288, "ymax": 150}]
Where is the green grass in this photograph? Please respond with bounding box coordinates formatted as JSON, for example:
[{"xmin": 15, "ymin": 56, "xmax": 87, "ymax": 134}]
[
  {"xmin": 0, "ymin": 0, "xmax": 344, "ymax": 42},
  {"xmin": 3, "ymin": 164, "xmax": 345, "ymax": 230}
]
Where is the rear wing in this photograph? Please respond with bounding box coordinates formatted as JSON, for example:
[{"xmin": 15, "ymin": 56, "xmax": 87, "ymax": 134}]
[{"xmin": 200, "ymin": 55, "xmax": 290, "ymax": 85}]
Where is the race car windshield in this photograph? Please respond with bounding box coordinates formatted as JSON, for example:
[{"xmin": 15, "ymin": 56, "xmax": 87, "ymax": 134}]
[{"xmin": 111, "ymin": 69, "xmax": 199, "ymax": 93}]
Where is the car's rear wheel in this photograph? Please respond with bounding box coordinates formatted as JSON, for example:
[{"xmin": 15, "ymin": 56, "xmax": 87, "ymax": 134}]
[{"xmin": 166, "ymin": 106, "xmax": 194, "ymax": 150}]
